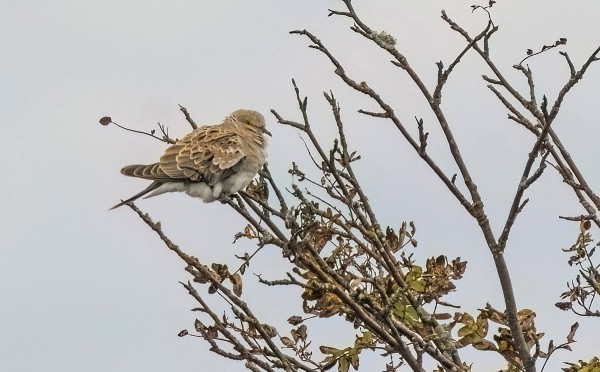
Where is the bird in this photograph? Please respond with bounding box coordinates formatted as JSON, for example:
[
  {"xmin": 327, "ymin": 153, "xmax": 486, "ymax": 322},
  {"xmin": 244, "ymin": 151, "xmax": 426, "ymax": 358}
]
[{"xmin": 110, "ymin": 109, "xmax": 270, "ymax": 210}]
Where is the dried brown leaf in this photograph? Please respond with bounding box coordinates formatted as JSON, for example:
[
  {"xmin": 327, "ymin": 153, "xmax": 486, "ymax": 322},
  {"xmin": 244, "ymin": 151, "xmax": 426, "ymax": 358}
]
[
  {"xmin": 280, "ymin": 336, "xmax": 295, "ymax": 348},
  {"xmin": 229, "ymin": 273, "xmax": 243, "ymax": 296},
  {"xmin": 211, "ymin": 263, "xmax": 230, "ymax": 280},
  {"xmin": 99, "ymin": 116, "xmax": 112, "ymax": 126},
  {"xmin": 288, "ymin": 315, "xmax": 303, "ymax": 325},
  {"xmin": 566, "ymin": 322, "xmax": 579, "ymax": 343}
]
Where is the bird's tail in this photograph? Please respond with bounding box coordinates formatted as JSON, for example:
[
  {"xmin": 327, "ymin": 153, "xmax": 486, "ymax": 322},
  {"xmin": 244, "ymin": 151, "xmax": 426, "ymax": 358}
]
[
  {"xmin": 109, "ymin": 181, "xmax": 163, "ymax": 210},
  {"xmin": 121, "ymin": 163, "xmax": 165, "ymax": 179}
]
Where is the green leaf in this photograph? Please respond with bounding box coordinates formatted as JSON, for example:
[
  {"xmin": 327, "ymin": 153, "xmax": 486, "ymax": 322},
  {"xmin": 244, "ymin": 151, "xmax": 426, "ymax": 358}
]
[
  {"xmin": 320, "ymin": 346, "xmax": 342, "ymax": 357},
  {"xmin": 338, "ymin": 356, "xmax": 350, "ymax": 372},
  {"xmin": 348, "ymin": 349, "xmax": 360, "ymax": 369},
  {"xmin": 392, "ymin": 302, "xmax": 419, "ymax": 324}
]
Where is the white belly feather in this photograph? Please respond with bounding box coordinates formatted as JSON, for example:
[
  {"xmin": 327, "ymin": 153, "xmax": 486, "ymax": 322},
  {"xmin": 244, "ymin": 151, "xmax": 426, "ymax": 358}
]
[{"xmin": 143, "ymin": 146, "xmax": 266, "ymax": 203}]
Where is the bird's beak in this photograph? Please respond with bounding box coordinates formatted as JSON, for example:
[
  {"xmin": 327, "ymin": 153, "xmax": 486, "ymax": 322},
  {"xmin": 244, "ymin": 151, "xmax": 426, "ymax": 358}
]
[{"xmin": 262, "ymin": 128, "xmax": 272, "ymax": 137}]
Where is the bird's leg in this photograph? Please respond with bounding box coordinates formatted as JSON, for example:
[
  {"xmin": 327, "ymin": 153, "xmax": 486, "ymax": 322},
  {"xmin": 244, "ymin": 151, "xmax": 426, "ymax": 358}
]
[{"xmin": 218, "ymin": 194, "xmax": 235, "ymax": 204}]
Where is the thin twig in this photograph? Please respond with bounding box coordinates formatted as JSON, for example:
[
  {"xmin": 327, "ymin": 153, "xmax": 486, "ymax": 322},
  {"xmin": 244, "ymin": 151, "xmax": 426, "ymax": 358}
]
[
  {"xmin": 110, "ymin": 120, "xmax": 176, "ymax": 144},
  {"xmin": 179, "ymin": 104, "xmax": 198, "ymax": 129}
]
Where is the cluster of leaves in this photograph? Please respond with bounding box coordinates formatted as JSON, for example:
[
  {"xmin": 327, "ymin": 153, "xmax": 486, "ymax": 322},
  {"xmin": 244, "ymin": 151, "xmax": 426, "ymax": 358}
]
[
  {"xmin": 556, "ymin": 220, "xmax": 600, "ymax": 317},
  {"xmin": 563, "ymin": 357, "xmax": 600, "ymax": 372},
  {"xmin": 258, "ymin": 88, "xmax": 470, "ymax": 370},
  {"xmin": 452, "ymin": 306, "xmax": 579, "ymax": 370},
  {"xmin": 319, "ymin": 331, "xmax": 375, "ymax": 372}
]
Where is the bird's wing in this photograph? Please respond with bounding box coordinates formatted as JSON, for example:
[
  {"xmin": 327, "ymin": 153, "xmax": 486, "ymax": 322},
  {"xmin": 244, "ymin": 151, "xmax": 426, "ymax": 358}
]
[{"xmin": 159, "ymin": 125, "xmax": 246, "ymax": 184}]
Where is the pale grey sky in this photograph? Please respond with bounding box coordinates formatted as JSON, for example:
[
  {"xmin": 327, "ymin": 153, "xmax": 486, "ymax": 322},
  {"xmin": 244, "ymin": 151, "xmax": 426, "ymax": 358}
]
[{"xmin": 2, "ymin": 1, "xmax": 600, "ymax": 371}]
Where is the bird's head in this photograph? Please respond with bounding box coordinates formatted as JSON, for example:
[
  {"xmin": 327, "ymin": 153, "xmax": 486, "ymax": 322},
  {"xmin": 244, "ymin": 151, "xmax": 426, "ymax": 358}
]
[{"xmin": 231, "ymin": 109, "xmax": 271, "ymax": 136}]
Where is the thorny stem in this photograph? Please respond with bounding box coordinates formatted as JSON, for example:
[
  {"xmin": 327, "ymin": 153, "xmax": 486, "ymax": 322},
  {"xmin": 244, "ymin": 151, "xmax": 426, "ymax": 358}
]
[
  {"xmin": 444, "ymin": 10, "xmax": 600, "ymax": 217},
  {"xmin": 275, "ymin": 84, "xmax": 465, "ymax": 369},
  {"xmin": 498, "ymin": 97, "xmax": 553, "ymax": 250},
  {"xmin": 127, "ymin": 203, "xmax": 299, "ymax": 372},
  {"xmin": 261, "ymin": 164, "xmax": 289, "ymax": 214},
  {"xmin": 442, "ymin": 9, "xmax": 600, "ymax": 371},
  {"xmin": 289, "ymin": 29, "xmax": 473, "ymax": 228},
  {"xmin": 182, "ymin": 282, "xmax": 277, "ymax": 372},
  {"xmin": 336, "ymin": 1, "xmax": 481, "ymax": 219},
  {"xmin": 284, "ymin": 80, "xmax": 461, "ymax": 368},
  {"xmin": 488, "ymin": 86, "xmax": 600, "ymax": 228},
  {"xmin": 322, "ymin": 91, "xmax": 462, "ymax": 366}
]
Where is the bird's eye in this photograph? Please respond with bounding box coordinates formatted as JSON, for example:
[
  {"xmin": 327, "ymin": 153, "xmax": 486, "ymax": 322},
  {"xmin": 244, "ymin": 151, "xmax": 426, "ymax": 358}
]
[{"xmin": 245, "ymin": 120, "xmax": 252, "ymax": 125}]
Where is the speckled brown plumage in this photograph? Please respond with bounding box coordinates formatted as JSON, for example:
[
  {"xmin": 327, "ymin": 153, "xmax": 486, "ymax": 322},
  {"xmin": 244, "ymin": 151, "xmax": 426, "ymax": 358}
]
[{"xmin": 111, "ymin": 109, "xmax": 270, "ymax": 210}]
